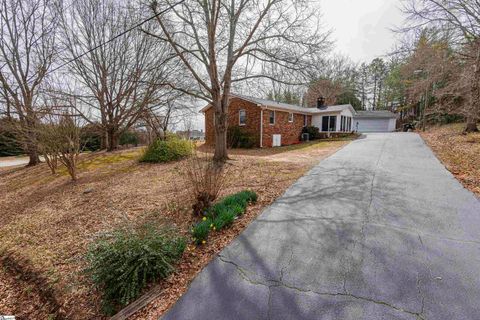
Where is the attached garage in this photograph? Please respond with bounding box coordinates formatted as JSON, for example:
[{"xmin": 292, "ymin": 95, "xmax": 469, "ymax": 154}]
[{"xmin": 354, "ymin": 111, "xmax": 397, "ymax": 132}]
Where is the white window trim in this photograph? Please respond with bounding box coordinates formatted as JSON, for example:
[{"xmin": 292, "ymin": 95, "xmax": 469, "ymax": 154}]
[
  {"xmin": 269, "ymin": 110, "xmax": 275, "ymax": 125},
  {"xmin": 303, "ymin": 115, "xmax": 308, "ymax": 127},
  {"xmin": 239, "ymin": 109, "xmax": 246, "ymax": 126},
  {"xmin": 288, "ymin": 112, "xmax": 294, "ymax": 123}
]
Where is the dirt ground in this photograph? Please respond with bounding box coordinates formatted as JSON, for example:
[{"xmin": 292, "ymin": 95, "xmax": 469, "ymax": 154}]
[
  {"xmin": 0, "ymin": 138, "xmax": 353, "ymax": 319},
  {"xmin": 421, "ymin": 123, "xmax": 480, "ymax": 197}
]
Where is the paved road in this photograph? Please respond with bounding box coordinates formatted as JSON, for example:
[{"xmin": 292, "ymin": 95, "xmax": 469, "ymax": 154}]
[
  {"xmin": 163, "ymin": 133, "xmax": 480, "ymax": 320},
  {"xmin": 0, "ymin": 157, "xmax": 28, "ymax": 168}
]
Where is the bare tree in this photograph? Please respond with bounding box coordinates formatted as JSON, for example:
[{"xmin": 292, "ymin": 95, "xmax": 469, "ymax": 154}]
[
  {"xmin": 0, "ymin": 0, "xmax": 59, "ymax": 165},
  {"xmin": 305, "ymin": 79, "xmax": 343, "ymax": 107},
  {"xmin": 369, "ymin": 58, "xmax": 387, "ymax": 110},
  {"xmin": 56, "ymin": 114, "xmax": 82, "ymax": 181},
  {"xmin": 147, "ymin": 0, "xmax": 332, "ymax": 162},
  {"xmin": 140, "ymin": 93, "xmax": 194, "ymax": 142},
  {"xmin": 399, "ymin": 33, "xmax": 455, "ymax": 128},
  {"xmin": 58, "ymin": 0, "xmax": 179, "ymax": 151},
  {"xmin": 37, "ymin": 121, "xmax": 60, "ymax": 174},
  {"xmin": 358, "ymin": 63, "xmax": 370, "ymax": 110},
  {"xmin": 402, "ymin": 0, "xmax": 480, "ymax": 131}
]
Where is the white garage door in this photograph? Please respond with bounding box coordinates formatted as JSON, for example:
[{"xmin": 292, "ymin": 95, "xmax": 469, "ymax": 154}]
[{"xmin": 355, "ymin": 118, "xmax": 390, "ymax": 132}]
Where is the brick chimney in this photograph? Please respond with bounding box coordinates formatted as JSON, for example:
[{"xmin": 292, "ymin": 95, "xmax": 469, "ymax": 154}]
[{"xmin": 317, "ymin": 96, "xmax": 326, "ymax": 109}]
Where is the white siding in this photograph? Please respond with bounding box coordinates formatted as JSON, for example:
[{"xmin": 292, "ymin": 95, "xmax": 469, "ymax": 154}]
[{"xmin": 311, "ymin": 108, "xmax": 355, "ymax": 132}]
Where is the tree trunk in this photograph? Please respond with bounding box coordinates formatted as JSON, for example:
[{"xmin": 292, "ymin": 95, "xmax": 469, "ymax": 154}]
[
  {"xmin": 27, "ymin": 144, "xmax": 40, "ymax": 166},
  {"xmin": 106, "ymin": 129, "xmax": 119, "ymax": 151},
  {"xmin": 464, "ymin": 118, "xmax": 478, "ymax": 132},
  {"xmin": 213, "ymin": 111, "xmax": 228, "ymax": 163}
]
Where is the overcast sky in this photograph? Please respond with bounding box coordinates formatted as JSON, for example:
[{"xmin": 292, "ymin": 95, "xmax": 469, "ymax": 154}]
[{"xmin": 321, "ymin": 0, "xmax": 404, "ymax": 63}]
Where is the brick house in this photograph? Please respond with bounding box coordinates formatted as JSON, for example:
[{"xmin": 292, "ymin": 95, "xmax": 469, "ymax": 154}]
[
  {"xmin": 202, "ymin": 94, "xmax": 314, "ymax": 148},
  {"xmin": 202, "ymin": 94, "xmax": 389, "ymax": 148}
]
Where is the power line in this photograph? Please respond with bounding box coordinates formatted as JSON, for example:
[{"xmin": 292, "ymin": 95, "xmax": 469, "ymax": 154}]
[{"xmin": 47, "ymin": 0, "xmax": 185, "ymax": 76}]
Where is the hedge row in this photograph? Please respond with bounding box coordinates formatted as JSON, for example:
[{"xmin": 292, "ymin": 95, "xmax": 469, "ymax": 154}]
[{"xmin": 192, "ymin": 190, "xmax": 258, "ymax": 245}]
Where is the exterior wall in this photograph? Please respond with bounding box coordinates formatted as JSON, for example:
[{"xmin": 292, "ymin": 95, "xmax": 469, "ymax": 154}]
[
  {"xmin": 204, "ymin": 98, "xmax": 313, "ymax": 148},
  {"xmin": 312, "ymin": 112, "xmax": 339, "ymax": 131},
  {"xmin": 262, "ymin": 109, "xmax": 311, "ymax": 147},
  {"xmin": 312, "ymin": 109, "xmax": 355, "ymax": 132},
  {"xmin": 204, "ymin": 98, "xmax": 262, "ymax": 147}
]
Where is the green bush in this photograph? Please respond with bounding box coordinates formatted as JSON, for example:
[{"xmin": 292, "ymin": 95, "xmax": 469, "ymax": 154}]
[
  {"xmin": 0, "ymin": 130, "xmax": 23, "ymax": 156},
  {"xmin": 227, "ymin": 126, "xmax": 257, "ymax": 148},
  {"xmin": 85, "ymin": 224, "xmax": 186, "ymax": 315},
  {"xmin": 191, "ymin": 190, "xmax": 257, "ymax": 244},
  {"xmin": 81, "ymin": 130, "xmax": 102, "ymax": 152},
  {"xmin": 119, "ymin": 131, "xmax": 139, "ymax": 146},
  {"xmin": 140, "ymin": 137, "xmax": 192, "ymax": 163},
  {"xmin": 301, "ymin": 126, "xmax": 320, "ymax": 140}
]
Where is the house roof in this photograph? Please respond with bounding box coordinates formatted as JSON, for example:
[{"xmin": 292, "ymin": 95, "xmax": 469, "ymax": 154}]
[
  {"xmin": 231, "ymin": 94, "xmax": 314, "ymax": 114},
  {"xmin": 354, "ymin": 110, "xmax": 396, "ymax": 119},
  {"xmin": 200, "ymin": 93, "xmax": 355, "ymax": 115}
]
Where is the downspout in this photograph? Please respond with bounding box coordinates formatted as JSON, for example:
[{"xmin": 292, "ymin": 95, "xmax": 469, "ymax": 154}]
[{"xmin": 259, "ymin": 104, "xmax": 264, "ymax": 148}]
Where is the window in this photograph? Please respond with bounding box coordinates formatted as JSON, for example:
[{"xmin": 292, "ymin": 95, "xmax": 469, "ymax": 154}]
[
  {"xmin": 340, "ymin": 116, "xmax": 345, "ymax": 131},
  {"xmin": 329, "ymin": 116, "xmax": 337, "ymax": 131},
  {"xmin": 322, "ymin": 116, "xmax": 329, "ymax": 132},
  {"xmin": 322, "ymin": 116, "xmax": 337, "ymax": 132},
  {"xmin": 269, "ymin": 110, "xmax": 275, "ymax": 125},
  {"xmin": 303, "ymin": 115, "xmax": 308, "ymax": 127},
  {"xmin": 288, "ymin": 113, "xmax": 294, "ymax": 123},
  {"xmin": 239, "ymin": 109, "xmax": 246, "ymax": 126}
]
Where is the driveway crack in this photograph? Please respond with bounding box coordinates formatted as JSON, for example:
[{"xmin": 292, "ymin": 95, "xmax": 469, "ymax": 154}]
[{"xmin": 218, "ymin": 254, "xmax": 425, "ymax": 319}]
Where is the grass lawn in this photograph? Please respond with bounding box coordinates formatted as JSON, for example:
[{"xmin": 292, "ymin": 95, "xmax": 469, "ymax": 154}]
[
  {"xmin": 0, "ymin": 137, "xmax": 354, "ymax": 319},
  {"xmin": 421, "ymin": 123, "xmax": 480, "ymax": 197}
]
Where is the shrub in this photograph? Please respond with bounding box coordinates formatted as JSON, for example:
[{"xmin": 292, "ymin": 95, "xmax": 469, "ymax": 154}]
[
  {"xmin": 119, "ymin": 131, "xmax": 139, "ymax": 146},
  {"xmin": 140, "ymin": 136, "xmax": 192, "ymax": 163},
  {"xmin": 181, "ymin": 151, "xmax": 229, "ymax": 216},
  {"xmin": 301, "ymin": 126, "xmax": 320, "ymax": 140},
  {"xmin": 85, "ymin": 224, "xmax": 186, "ymax": 315},
  {"xmin": 0, "ymin": 129, "xmax": 23, "ymax": 156},
  {"xmin": 81, "ymin": 126, "xmax": 103, "ymax": 151},
  {"xmin": 227, "ymin": 126, "xmax": 257, "ymax": 148},
  {"xmin": 191, "ymin": 190, "xmax": 258, "ymax": 244}
]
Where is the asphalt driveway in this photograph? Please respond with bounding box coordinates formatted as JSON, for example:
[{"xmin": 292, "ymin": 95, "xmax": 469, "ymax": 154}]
[{"xmin": 163, "ymin": 133, "xmax": 480, "ymax": 320}]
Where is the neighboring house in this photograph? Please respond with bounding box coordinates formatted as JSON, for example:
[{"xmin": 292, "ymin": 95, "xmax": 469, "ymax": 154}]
[
  {"xmin": 354, "ymin": 111, "xmax": 397, "ymax": 132},
  {"xmin": 201, "ymin": 94, "xmax": 396, "ymax": 148},
  {"xmin": 177, "ymin": 129, "xmax": 205, "ymax": 140}
]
